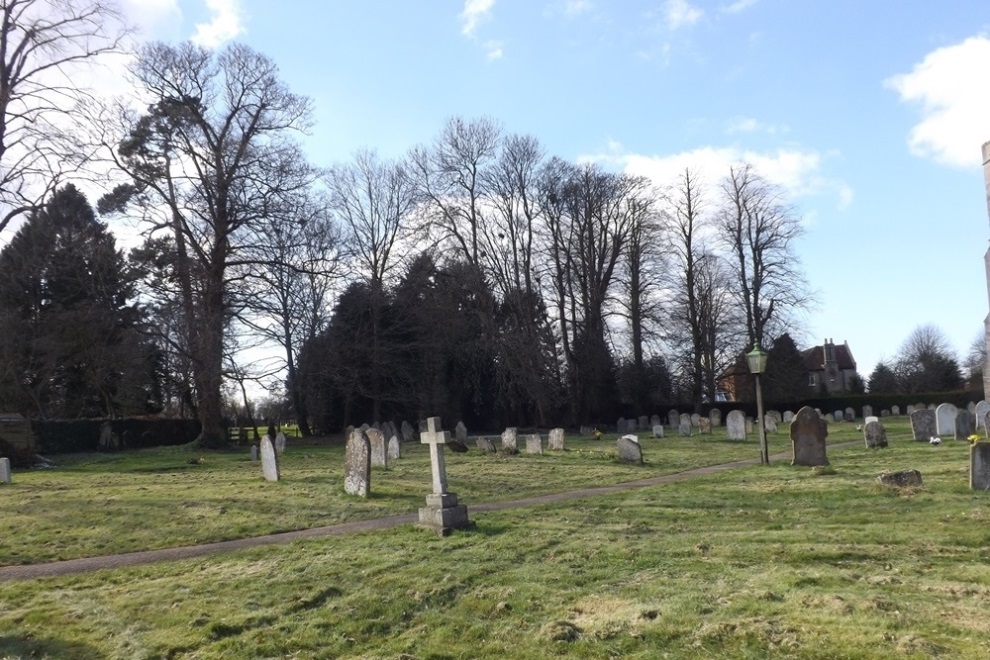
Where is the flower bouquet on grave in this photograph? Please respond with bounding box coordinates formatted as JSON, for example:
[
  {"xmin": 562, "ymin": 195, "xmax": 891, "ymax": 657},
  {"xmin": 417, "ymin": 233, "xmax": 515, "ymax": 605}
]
[
  {"xmin": 929, "ymin": 436, "xmax": 941, "ymax": 445},
  {"xmin": 968, "ymin": 434, "xmax": 980, "ymax": 445}
]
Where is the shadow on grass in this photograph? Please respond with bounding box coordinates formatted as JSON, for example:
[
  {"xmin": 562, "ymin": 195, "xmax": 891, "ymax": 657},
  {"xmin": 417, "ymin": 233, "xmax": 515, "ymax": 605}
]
[{"xmin": 0, "ymin": 634, "xmax": 104, "ymax": 660}]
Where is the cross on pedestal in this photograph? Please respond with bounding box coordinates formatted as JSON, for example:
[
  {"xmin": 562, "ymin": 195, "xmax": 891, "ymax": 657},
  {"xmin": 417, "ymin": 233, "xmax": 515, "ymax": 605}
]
[{"xmin": 420, "ymin": 416, "xmax": 450, "ymax": 494}]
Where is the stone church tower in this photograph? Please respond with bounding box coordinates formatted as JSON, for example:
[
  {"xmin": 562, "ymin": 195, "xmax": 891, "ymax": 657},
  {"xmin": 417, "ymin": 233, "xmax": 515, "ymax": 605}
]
[{"xmin": 983, "ymin": 141, "xmax": 990, "ymax": 399}]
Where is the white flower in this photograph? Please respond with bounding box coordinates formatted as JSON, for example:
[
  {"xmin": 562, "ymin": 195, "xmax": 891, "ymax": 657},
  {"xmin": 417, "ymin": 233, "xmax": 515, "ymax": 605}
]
[{"xmin": 929, "ymin": 436, "xmax": 941, "ymax": 445}]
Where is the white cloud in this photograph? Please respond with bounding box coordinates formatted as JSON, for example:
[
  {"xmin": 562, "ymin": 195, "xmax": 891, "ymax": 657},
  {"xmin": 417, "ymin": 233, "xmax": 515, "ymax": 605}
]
[
  {"xmin": 726, "ymin": 116, "xmax": 788, "ymax": 135},
  {"xmin": 885, "ymin": 35, "xmax": 990, "ymax": 168},
  {"xmin": 564, "ymin": 0, "xmax": 593, "ymax": 16},
  {"xmin": 664, "ymin": 0, "xmax": 703, "ymax": 30},
  {"xmin": 121, "ymin": 0, "xmax": 182, "ymax": 39},
  {"xmin": 460, "ymin": 0, "xmax": 495, "ymax": 37},
  {"xmin": 191, "ymin": 0, "xmax": 246, "ymax": 48},
  {"xmin": 484, "ymin": 40, "xmax": 503, "ymax": 61},
  {"xmin": 721, "ymin": 0, "xmax": 757, "ymax": 14}
]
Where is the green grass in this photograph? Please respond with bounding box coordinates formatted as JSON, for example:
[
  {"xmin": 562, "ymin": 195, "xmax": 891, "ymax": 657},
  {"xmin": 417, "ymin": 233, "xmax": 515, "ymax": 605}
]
[{"xmin": 3, "ymin": 418, "xmax": 989, "ymax": 658}]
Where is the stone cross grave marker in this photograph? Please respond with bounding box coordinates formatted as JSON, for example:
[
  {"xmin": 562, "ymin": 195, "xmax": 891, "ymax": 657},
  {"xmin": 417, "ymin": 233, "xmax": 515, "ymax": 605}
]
[
  {"xmin": 260, "ymin": 435, "xmax": 280, "ymax": 482},
  {"xmin": 910, "ymin": 409, "xmax": 937, "ymax": 441},
  {"xmin": 726, "ymin": 410, "xmax": 746, "ymax": 441},
  {"xmin": 864, "ymin": 420, "xmax": 888, "ymax": 448},
  {"xmin": 790, "ymin": 406, "xmax": 829, "ymax": 466},
  {"xmin": 617, "ymin": 435, "xmax": 643, "ymax": 464},
  {"xmin": 418, "ymin": 417, "xmax": 473, "ymax": 535},
  {"xmin": 936, "ymin": 403, "xmax": 958, "ymax": 436},
  {"xmin": 0, "ymin": 457, "xmax": 10, "ymax": 485},
  {"xmin": 548, "ymin": 428, "xmax": 565, "ymax": 451},
  {"xmin": 344, "ymin": 429, "xmax": 371, "ymax": 497},
  {"xmin": 367, "ymin": 428, "xmax": 387, "ymax": 467}
]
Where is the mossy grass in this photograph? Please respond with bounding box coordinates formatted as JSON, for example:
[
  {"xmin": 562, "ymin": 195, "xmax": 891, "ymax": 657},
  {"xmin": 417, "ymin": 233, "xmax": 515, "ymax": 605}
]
[{"xmin": 4, "ymin": 416, "xmax": 987, "ymax": 658}]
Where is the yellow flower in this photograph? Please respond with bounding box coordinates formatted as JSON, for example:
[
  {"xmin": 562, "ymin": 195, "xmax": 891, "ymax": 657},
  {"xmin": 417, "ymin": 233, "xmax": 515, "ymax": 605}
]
[{"xmin": 968, "ymin": 434, "xmax": 980, "ymax": 444}]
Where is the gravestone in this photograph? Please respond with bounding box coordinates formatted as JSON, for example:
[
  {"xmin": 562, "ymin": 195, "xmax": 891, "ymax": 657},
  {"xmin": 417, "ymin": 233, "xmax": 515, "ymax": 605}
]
[
  {"xmin": 650, "ymin": 414, "xmax": 661, "ymax": 428},
  {"xmin": 679, "ymin": 413, "xmax": 691, "ymax": 430},
  {"xmin": 891, "ymin": 405, "xmax": 900, "ymax": 416},
  {"xmin": 844, "ymin": 407, "xmax": 855, "ymax": 422},
  {"xmin": 678, "ymin": 420, "xmax": 691, "ymax": 436},
  {"xmin": 367, "ymin": 428, "xmax": 387, "ymax": 467},
  {"xmin": 250, "ymin": 444, "xmax": 258, "ymax": 461},
  {"xmin": 668, "ymin": 410, "xmax": 680, "ymax": 428},
  {"xmin": 907, "ymin": 405, "xmax": 916, "ymax": 415},
  {"xmin": 526, "ymin": 434, "xmax": 543, "ymax": 455},
  {"xmin": 971, "ymin": 443, "xmax": 990, "ymax": 490},
  {"xmin": 387, "ymin": 435, "xmax": 401, "ymax": 460},
  {"xmin": 864, "ymin": 420, "xmax": 888, "ymax": 449},
  {"xmin": 0, "ymin": 457, "xmax": 10, "ymax": 485},
  {"xmin": 501, "ymin": 427, "xmax": 518, "ymax": 452},
  {"xmin": 401, "ymin": 420, "xmax": 415, "ymax": 442},
  {"xmin": 865, "ymin": 415, "xmax": 879, "ymax": 425},
  {"xmin": 985, "ymin": 412, "xmax": 990, "ymax": 439},
  {"xmin": 418, "ymin": 419, "xmax": 428, "ymax": 433},
  {"xmin": 260, "ymin": 435, "xmax": 280, "ymax": 482},
  {"xmin": 726, "ymin": 410, "xmax": 746, "ymax": 441},
  {"xmin": 880, "ymin": 409, "xmax": 890, "ymax": 417},
  {"xmin": 709, "ymin": 409, "xmax": 722, "ymax": 428},
  {"xmin": 616, "ymin": 417, "xmax": 626, "ymax": 432},
  {"xmin": 877, "ymin": 470, "xmax": 922, "ymax": 488},
  {"xmin": 344, "ymin": 430, "xmax": 371, "ymax": 496},
  {"xmin": 476, "ymin": 437, "xmax": 497, "ymax": 453},
  {"xmin": 746, "ymin": 418, "xmax": 754, "ymax": 434},
  {"xmin": 862, "ymin": 405, "xmax": 873, "ymax": 419},
  {"xmin": 637, "ymin": 415, "xmax": 649, "ymax": 430},
  {"xmin": 968, "ymin": 401, "xmax": 977, "ymax": 415},
  {"xmin": 690, "ymin": 413, "xmax": 701, "ymax": 428},
  {"xmin": 955, "ymin": 410, "xmax": 975, "ymax": 440},
  {"xmin": 617, "ymin": 435, "xmax": 643, "ymax": 464},
  {"xmin": 783, "ymin": 410, "xmax": 795, "ymax": 423},
  {"xmin": 768, "ymin": 410, "xmax": 782, "ymax": 424},
  {"xmin": 626, "ymin": 419, "xmax": 638, "ymax": 433},
  {"xmin": 99, "ymin": 421, "xmax": 113, "ymax": 450},
  {"xmin": 914, "ymin": 402, "xmax": 926, "ymax": 412},
  {"xmin": 823, "ymin": 413, "xmax": 834, "ymax": 423},
  {"xmin": 455, "ymin": 421, "xmax": 468, "ymax": 444},
  {"xmin": 764, "ymin": 415, "xmax": 778, "ymax": 434},
  {"xmin": 698, "ymin": 418, "xmax": 711, "ymax": 434},
  {"xmin": 790, "ymin": 406, "xmax": 829, "ymax": 466},
  {"xmin": 579, "ymin": 426, "xmax": 594, "ymax": 436},
  {"xmin": 936, "ymin": 403, "xmax": 958, "ymax": 436},
  {"xmin": 833, "ymin": 410, "xmax": 845, "ymax": 422},
  {"xmin": 976, "ymin": 401, "xmax": 990, "ymax": 430},
  {"xmin": 418, "ymin": 417, "xmax": 474, "ymax": 535},
  {"xmin": 652, "ymin": 425, "xmax": 664, "ymax": 438},
  {"xmin": 548, "ymin": 428, "xmax": 565, "ymax": 451},
  {"xmin": 275, "ymin": 430, "xmax": 287, "ymax": 455},
  {"xmin": 910, "ymin": 409, "xmax": 937, "ymax": 441}
]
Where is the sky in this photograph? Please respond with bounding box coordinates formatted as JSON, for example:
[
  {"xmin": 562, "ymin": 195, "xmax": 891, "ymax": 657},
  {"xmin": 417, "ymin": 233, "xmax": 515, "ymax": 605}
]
[{"xmin": 110, "ymin": 0, "xmax": 990, "ymax": 380}]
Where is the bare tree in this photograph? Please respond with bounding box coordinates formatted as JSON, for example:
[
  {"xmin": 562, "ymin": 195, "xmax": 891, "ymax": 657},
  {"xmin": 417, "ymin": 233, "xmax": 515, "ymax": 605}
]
[
  {"xmin": 0, "ymin": 0, "xmax": 128, "ymax": 233},
  {"xmin": 893, "ymin": 324, "xmax": 963, "ymax": 393}
]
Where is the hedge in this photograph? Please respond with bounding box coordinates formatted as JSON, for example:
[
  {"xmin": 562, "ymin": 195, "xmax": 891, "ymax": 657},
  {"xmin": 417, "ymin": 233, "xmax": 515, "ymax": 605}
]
[{"xmin": 31, "ymin": 418, "xmax": 202, "ymax": 454}]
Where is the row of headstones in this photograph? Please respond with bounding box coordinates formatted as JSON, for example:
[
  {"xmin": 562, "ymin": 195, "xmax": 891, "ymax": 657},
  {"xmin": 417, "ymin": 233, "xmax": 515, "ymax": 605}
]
[{"xmin": 909, "ymin": 405, "xmax": 990, "ymax": 441}]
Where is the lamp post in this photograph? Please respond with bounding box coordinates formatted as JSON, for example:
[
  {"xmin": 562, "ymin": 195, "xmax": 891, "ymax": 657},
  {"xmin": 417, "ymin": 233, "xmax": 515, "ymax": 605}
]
[{"xmin": 747, "ymin": 343, "xmax": 769, "ymax": 465}]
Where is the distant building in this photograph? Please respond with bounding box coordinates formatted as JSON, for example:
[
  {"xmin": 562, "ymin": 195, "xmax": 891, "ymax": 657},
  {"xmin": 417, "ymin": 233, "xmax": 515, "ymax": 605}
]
[{"xmin": 803, "ymin": 338, "xmax": 857, "ymax": 394}]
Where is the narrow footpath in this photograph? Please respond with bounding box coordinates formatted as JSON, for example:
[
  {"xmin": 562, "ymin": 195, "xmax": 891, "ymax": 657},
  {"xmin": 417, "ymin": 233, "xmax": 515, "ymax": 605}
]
[{"xmin": 0, "ymin": 443, "xmax": 860, "ymax": 583}]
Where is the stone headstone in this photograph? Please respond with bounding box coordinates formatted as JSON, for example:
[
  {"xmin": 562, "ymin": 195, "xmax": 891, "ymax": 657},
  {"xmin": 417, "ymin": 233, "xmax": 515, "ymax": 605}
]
[
  {"xmin": 0, "ymin": 457, "xmax": 10, "ymax": 484},
  {"xmin": 823, "ymin": 413, "xmax": 834, "ymax": 423},
  {"xmin": 968, "ymin": 401, "xmax": 977, "ymax": 415},
  {"xmin": 476, "ymin": 436, "xmax": 497, "ymax": 453},
  {"xmin": 275, "ymin": 430, "xmax": 287, "ymax": 455},
  {"xmin": 698, "ymin": 418, "xmax": 711, "ymax": 434},
  {"xmin": 418, "ymin": 417, "xmax": 473, "ymax": 535},
  {"xmin": 976, "ymin": 401, "xmax": 990, "ymax": 430},
  {"xmin": 880, "ymin": 409, "xmax": 890, "ymax": 417},
  {"xmin": 726, "ymin": 410, "xmax": 746, "ymax": 441},
  {"xmin": 250, "ymin": 444, "xmax": 259, "ymax": 461},
  {"xmin": 690, "ymin": 413, "xmax": 701, "ymax": 428},
  {"xmin": 344, "ymin": 430, "xmax": 371, "ymax": 496},
  {"xmin": 525, "ymin": 434, "xmax": 543, "ymax": 454},
  {"xmin": 501, "ymin": 427, "xmax": 518, "ymax": 452},
  {"xmin": 891, "ymin": 405, "xmax": 900, "ymax": 416},
  {"xmin": 864, "ymin": 420, "xmax": 888, "ymax": 449},
  {"xmin": 548, "ymin": 428, "xmax": 565, "ymax": 451},
  {"xmin": 387, "ymin": 435, "xmax": 401, "ymax": 460},
  {"xmin": 366, "ymin": 428, "xmax": 387, "ymax": 467},
  {"xmin": 907, "ymin": 405, "xmax": 916, "ymax": 415},
  {"xmin": 970, "ymin": 443, "xmax": 990, "ymax": 490},
  {"xmin": 936, "ymin": 403, "xmax": 958, "ymax": 436},
  {"xmin": 783, "ymin": 410, "xmax": 794, "ymax": 423},
  {"xmin": 668, "ymin": 410, "xmax": 679, "ymax": 428},
  {"xmin": 955, "ymin": 410, "xmax": 975, "ymax": 440},
  {"xmin": 865, "ymin": 415, "xmax": 879, "ymax": 425},
  {"xmin": 617, "ymin": 435, "xmax": 643, "ymax": 464},
  {"xmin": 579, "ymin": 426, "xmax": 594, "ymax": 436},
  {"xmin": 768, "ymin": 410, "xmax": 782, "ymax": 424},
  {"xmin": 985, "ymin": 412, "xmax": 990, "ymax": 439},
  {"xmin": 862, "ymin": 405, "xmax": 873, "ymax": 419},
  {"xmin": 910, "ymin": 409, "xmax": 937, "ymax": 441},
  {"xmin": 679, "ymin": 413, "xmax": 691, "ymax": 430},
  {"xmin": 637, "ymin": 415, "xmax": 649, "ymax": 430},
  {"xmin": 626, "ymin": 419, "xmax": 638, "ymax": 433},
  {"xmin": 652, "ymin": 425, "xmax": 664, "ymax": 438},
  {"xmin": 417, "ymin": 419, "xmax": 428, "ymax": 433},
  {"xmin": 833, "ymin": 410, "xmax": 845, "ymax": 422},
  {"xmin": 709, "ymin": 409, "xmax": 722, "ymax": 427},
  {"xmin": 260, "ymin": 436, "xmax": 280, "ymax": 482},
  {"xmin": 616, "ymin": 417, "xmax": 626, "ymax": 432},
  {"xmin": 650, "ymin": 414, "xmax": 661, "ymax": 428},
  {"xmin": 844, "ymin": 407, "xmax": 855, "ymax": 422},
  {"xmin": 877, "ymin": 470, "xmax": 922, "ymax": 488},
  {"xmin": 764, "ymin": 415, "xmax": 778, "ymax": 434},
  {"xmin": 790, "ymin": 406, "xmax": 829, "ymax": 466},
  {"xmin": 746, "ymin": 418, "xmax": 754, "ymax": 433},
  {"xmin": 401, "ymin": 420, "xmax": 415, "ymax": 442},
  {"xmin": 678, "ymin": 420, "xmax": 691, "ymax": 436},
  {"xmin": 914, "ymin": 402, "xmax": 926, "ymax": 412},
  {"xmin": 359, "ymin": 423, "xmax": 370, "ymax": 432},
  {"xmin": 455, "ymin": 421, "xmax": 468, "ymax": 444}
]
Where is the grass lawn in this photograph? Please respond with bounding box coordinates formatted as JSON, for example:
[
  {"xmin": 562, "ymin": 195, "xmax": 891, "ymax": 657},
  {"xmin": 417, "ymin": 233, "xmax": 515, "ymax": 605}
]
[{"xmin": 2, "ymin": 417, "xmax": 989, "ymax": 658}]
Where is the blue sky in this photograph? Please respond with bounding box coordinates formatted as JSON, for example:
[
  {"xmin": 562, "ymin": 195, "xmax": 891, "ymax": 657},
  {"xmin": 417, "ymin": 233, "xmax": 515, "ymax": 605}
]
[{"xmin": 122, "ymin": 0, "xmax": 990, "ymax": 380}]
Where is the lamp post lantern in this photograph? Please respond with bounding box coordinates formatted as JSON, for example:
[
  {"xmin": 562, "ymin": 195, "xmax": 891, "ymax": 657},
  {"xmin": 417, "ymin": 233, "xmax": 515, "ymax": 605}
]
[{"xmin": 747, "ymin": 343, "xmax": 770, "ymax": 465}]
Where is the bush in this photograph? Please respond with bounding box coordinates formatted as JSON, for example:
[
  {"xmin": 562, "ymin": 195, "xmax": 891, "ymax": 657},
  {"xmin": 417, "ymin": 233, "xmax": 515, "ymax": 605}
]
[{"xmin": 31, "ymin": 418, "xmax": 202, "ymax": 454}]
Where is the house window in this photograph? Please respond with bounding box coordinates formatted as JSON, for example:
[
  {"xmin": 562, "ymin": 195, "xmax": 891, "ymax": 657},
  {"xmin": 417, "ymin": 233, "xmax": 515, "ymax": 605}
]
[{"xmin": 808, "ymin": 373, "xmax": 816, "ymax": 387}]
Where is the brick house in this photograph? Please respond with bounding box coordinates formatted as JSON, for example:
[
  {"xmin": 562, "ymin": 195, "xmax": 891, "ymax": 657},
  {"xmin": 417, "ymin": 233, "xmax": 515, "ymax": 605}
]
[{"xmin": 803, "ymin": 338, "xmax": 857, "ymax": 394}]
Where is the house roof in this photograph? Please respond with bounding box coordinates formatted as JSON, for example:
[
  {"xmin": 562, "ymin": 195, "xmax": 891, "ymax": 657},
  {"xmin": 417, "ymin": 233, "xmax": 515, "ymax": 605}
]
[{"xmin": 802, "ymin": 343, "xmax": 856, "ymax": 371}]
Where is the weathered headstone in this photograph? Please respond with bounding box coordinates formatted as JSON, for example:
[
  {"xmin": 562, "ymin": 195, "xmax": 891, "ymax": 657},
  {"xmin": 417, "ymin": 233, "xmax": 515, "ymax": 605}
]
[
  {"xmin": 823, "ymin": 413, "xmax": 834, "ymax": 423},
  {"xmin": 971, "ymin": 443, "xmax": 990, "ymax": 490},
  {"xmin": 476, "ymin": 436, "xmax": 497, "ymax": 453},
  {"xmin": 526, "ymin": 434, "xmax": 543, "ymax": 455},
  {"xmin": 501, "ymin": 427, "xmax": 518, "ymax": 452},
  {"xmin": 783, "ymin": 410, "xmax": 795, "ymax": 423},
  {"xmin": 910, "ymin": 408, "xmax": 937, "ymax": 441},
  {"xmin": 260, "ymin": 435, "xmax": 280, "ymax": 482},
  {"xmin": 617, "ymin": 417, "xmax": 626, "ymax": 432},
  {"xmin": 880, "ymin": 409, "xmax": 891, "ymax": 417},
  {"xmin": 626, "ymin": 419, "xmax": 638, "ymax": 433},
  {"xmin": 548, "ymin": 428, "xmax": 565, "ymax": 451},
  {"xmin": 678, "ymin": 420, "xmax": 691, "ymax": 436},
  {"xmin": 746, "ymin": 418, "xmax": 754, "ymax": 433},
  {"xmin": 250, "ymin": 444, "xmax": 259, "ymax": 461},
  {"xmin": 401, "ymin": 420, "xmax": 415, "ymax": 443},
  {"xmin": 976, "ymin": 401, "xmax": 990, "ymax": 430},
  {"xmin": 844, "ymin": 407, "xmax": 855, "ymax": 422},
  {"xmin": 387, "ymin": 435, "xmax": 401, "ymax": 460},
  {"xmin": 955, "ymin": 410, "xmax": 975, "ymax": 440},
  {"xmin": 891, "ymin": 405, "xmax": 900, "ymax": 416},
  {"xmin": 862, "ymin": 405, "xmax": 873, "ymax": 419},
  {"xmin": 936, "ymin": 403, "xmax": 958, "ymax": 436},
  {"xmin": 275, "ymin": 430, "xmax": 287, "ymax": 455},
  {"xmin": 768, "ymin": 410, "xmax": 782, "ymax": 424},
  {"xmin": 709, "ymin": 409, "xmax": 722, "ymax": 428},
  {"xmin": 865, "ymin": 415, "xmax": 879, "ymax": 425},
  {"xmin": 679, "ymin": 413, "xmax": 691, "ymax": 430},
  {"xmin": 367, "ymin": 428, "xmax": 387, "ymax": 467},
  {"xmin": 617, "ymin": 435, "xmax": 643, "ymax": 464},
  {"xmin": 877, "ymin": 470, "xmax": 922, "ymax": 488},
  {"xmin": 418, "ymin": 417, "xmax": 474, "ymax": 535},
  {"xmin": 698, "ymin": 418, "xmax": 711, "ymax": 434},
  {"xmin": 417, "ymin": 419, "xmax": 428, "ymax": 433},
  {"xmin": 907, "ymin": 404, "xmax": 916, "ymax": 415},
  {"xmin": 650, "ymin": 414, "xmax": 661, "ymax": 428},
  {"xmin": 764, "ymin": 415, "xmax": 778, "ymax": 434},
  {"xmin": 833, "ymin": 410, "xmax": 845, "ymax": 422},
  {"xmin": 968, "ymin": 401, "xmax": 977, "ymax": 415},
  {"xmin": 652, "ymin": 425, "xmax": 664, "ymax": 438},
  {"xmin": 0, "ymin": 457, "xmax": 10, "ymax": 485},
  {"xmin": 455, "ymin": 421, "xmax": 468, "ymax": 444},
  {"xmin": 864, "ymin": 420, "xmax": 888, "ymax": 449},
  {"xmin": 637, "ymin": 415, "xmax": 649, "ymax": 430},
  {"xmin": 344, "ymin": 430, "xmax": 371, "ymax": 496},
  {"xmin": 690, "ymin": 413, "xmax": 701, "ymax": 428},
  {"xmin": 790, "ymin": 406, "xmax": 829, "ymax": 466},
  {"xmin": 726, "ymin": 410, "xmax": 746, "ymax": 441},
  {"xmin": 668, "ymin": 410, "xmax": 680, "ymax": 428},
  {"xmin": 579, "ymin": 426, "xmax": 594, "ymax": 436}
]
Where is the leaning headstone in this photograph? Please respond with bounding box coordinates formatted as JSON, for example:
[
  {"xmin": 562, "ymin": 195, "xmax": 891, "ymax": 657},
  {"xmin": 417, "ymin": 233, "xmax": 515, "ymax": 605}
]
[
  {"xmin": 783, "ymin": 410, "xmax": 795, "ymax": 423},
  {"xmin": 709, "ymin": 409, "xmax": 722, "ymax": 428},
  {"xmin": 652, "ymin": 425, "xmax": 664, "ymax": 438},
  {"xmin": 275, "ymin": 430, "xmax": 287, "ymax": 455},
  {"xmin": 790, "ymin": 406, "xmax": 829, "ymax": 466},
  {"xmin": 418, "ymin": 417, "xmax": 474, "ymax": 535},
  {"xmin": 726, "ymin": 410, "xmax": 746, "ymax": 441},
  {"xmin": 617, "ymin": 435, "xmax": 643, "ymax": 464},
  {"xmin": 877, "ymin": 470, "xmax": 922, "ymax": 488},
  {"xmin": 260, "ymin": 435, "xmax": 280, "ymax": 482},
  {"xmin": 455, "ymin": 421, "xmax": 468, "ymax": 444},
  {"xmin": 344, "ymin": 430, "xmax": 371, "ymax": 496},
  {"xmin": 526, "ymin": 434, "xmax": 543, "ymax": 455},
  {"xmin": 690, "ymin": 413, "xmax": 701, "ymax": 428},
  {"xmin": 650, "ymin": 414, "xmax": 661, "ymax": 428},
  {"xmin": 476, "ymin": 437, "xmax": 497, "ymax": 453},
  {"xmin": 501, "ymin": 427, "xmax": 518, "ymax": 452},
  {"xmin": 0, "ymin": 457, "xmax": 10, "ymax": 485},
  {"xmin": 367, "ymin": 428, "xmax": 387, "ymax": 467},
  {"xmin": 891, "ymin": 405, "xmax": 900, "ymax": 416},
  {"xmin": 250, "ymin": 444, "xmax": 259, "ymax": 461},
  {"xmin": 668, "ymin": 410, "xmax": 680, "ymax": 428},
  {"xmin": 864, "ymin": 420, "xmax": 888, "ymax": 449},
  {"xmin": 955, "ymin": 410, "xmax": 975, "ymax": 440},
  {"xmin": 401, "ymin": 420, "xmax": 415, "ymax": 442},
  {"xmin": 768, "ymin": 410, "xmax": 782, "ymax": 424},
  {"xmin": 387, "ymin": 435, "xmax": 401, "ymax": 460},
  {"xmin": 910, "ymin": 409, "xmax": 937, "ymax": 441},
  {"xmin": 844, "ymin": 407, "xmax": 856, "ymax": 422},
  {"xmin": 698, "ymin": 418, "xmax": 711, "ymax": 434},
  {"xmin": 637, "ymin": 415, "xmax": 649, "ymax": 430},
  {"xmin": 862, "ymin": 405, "xmax": 873, "ymax": 419},
  {"xmin": 548, "ymin": 428, "xmax": 565, "ymax": 451},
  {"xmin": 936, "ymin": 403, "xmax": 958, "ymax": 436},
  {"xmin": 764, "ymin": 415, "xmax": 778, "ymax": 434},
  {"xmin": 971, "ymin": 443, "xmax": 990, "ymax": 490},
  {"xmin": 976, "ymin": 401, "xmax": 990, "ymax": 430}
]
